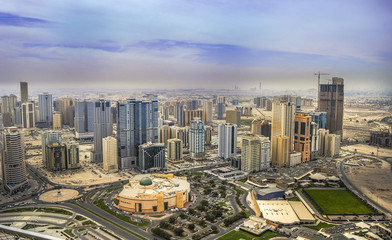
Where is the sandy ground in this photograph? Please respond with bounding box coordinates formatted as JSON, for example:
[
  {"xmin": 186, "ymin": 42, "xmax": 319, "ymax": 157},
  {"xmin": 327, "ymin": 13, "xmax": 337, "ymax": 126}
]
[
  {"xmin": 342, "ymin": 144, "xmax": 392, "ymax": 158},
  {"xmin": 26, "ymin": 142, "xmax": 130, "ymax": 186},
  {"xmin": 345, "ymin": 158, "xmax": 392, "ymax": 213}
]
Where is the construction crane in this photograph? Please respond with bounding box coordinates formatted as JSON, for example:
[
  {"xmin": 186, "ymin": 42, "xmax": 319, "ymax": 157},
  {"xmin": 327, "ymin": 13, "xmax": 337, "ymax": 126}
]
[{"xmin": 314, "ymin": 72, "xmax": 329, "ymax": 110}]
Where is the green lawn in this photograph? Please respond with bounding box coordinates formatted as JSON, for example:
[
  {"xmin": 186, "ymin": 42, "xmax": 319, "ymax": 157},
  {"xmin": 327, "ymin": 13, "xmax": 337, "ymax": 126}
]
[
  {"xmin": 218, "ymin": 202, "xmax": 227, "ymax": 207},
  {"xmin": 217, "ymin": 230, "xmax": 285, "ymax": 240},
  {"xmin": 305, "ymin": 222, "xmax": 336, "ymax": 230},
  {"xmin": 304, "ymin": 189, "xmax": 376, "ymax": 215}
]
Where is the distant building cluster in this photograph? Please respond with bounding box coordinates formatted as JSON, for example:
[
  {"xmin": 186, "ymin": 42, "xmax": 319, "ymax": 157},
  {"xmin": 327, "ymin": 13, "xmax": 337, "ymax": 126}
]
[{"xmin": 0, "ymin": 78, "xmax": 348, "ymax": 196}]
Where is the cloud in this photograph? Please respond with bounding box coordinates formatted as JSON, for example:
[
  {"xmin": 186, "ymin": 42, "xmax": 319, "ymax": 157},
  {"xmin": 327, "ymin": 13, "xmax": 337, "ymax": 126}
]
[{"xmin": 0, "ymin": 12, "xmax": 50, "ymax": 27}]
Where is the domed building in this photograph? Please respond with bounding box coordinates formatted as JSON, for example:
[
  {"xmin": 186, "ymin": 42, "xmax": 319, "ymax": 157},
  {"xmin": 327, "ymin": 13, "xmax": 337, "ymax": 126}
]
[{"xmin": 117, "ymin": 174, "xmax": 191, "ymax": 213}]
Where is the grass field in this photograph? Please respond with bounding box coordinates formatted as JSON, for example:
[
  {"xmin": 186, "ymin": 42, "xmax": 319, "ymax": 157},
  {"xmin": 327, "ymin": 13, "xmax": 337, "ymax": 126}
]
[
  {"xmin": 217, "ymin": 230, "xmax": 285, "ymax": 240},
  {"xmin": 304, "ymin": 189, "xmax": 376, "ymax": 215},
  {"xmin": 305, "ymin": 222, "xmax": 335, "ymax": 230}
]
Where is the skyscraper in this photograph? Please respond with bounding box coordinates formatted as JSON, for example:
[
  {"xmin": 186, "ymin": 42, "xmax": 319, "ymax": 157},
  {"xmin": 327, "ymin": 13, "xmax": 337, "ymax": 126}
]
[
  {"xmin": 184, "ymin": 110, "xmax": 203, "ymax": 126},
  {"xmin": 271, "ymin": 135, "xmax": 290, "ymax": 168},
  {"xmin": 226, "ymin": 109, "xmax": 241, "ymax": 127},
  {"xmin": 189, "ymin": 119, "xmax": 205, "ymax": 158},
  {"xmin": 310, "ymin": 122, "xmax": 319, "ymax": 160},
  {"xmin": 117, "ymin": 99, "xmax": 158, "ymax": 169},
  {"xmin": 271, "ymin": 101, "xmax": 296, "ymax": 153},
  {"xmin": 21, "ymin": 101, "xmax": 35, "ymax": 129},
  {"xmin": 20, "ymin": 82, "xmax": 28, "ymax": 103},
  {"xmin": 175, "ymin": 102, "xmax": 185, "ymax": 127},
  {"xmin": 41, "ymin": 131, "xmax": 62, "ymax": 166},
  {"xmin": 241, "ymin": 134, "xmax": 270, "ymax": 172},
  {"xmin": 318, "ymin": 77, "xmax": 344, "ymax": 138},
  {"xmin": 309, "ymin": 111, "xmax": 327, "ymax": 130},
  {"xmin": 45, "ymin": 143, "xmax": 67, "ymax": 171},
  {"xmin": 74, "ymin": 100, "xmax": 94, "ymax": 139},
  {"xmin": 138, "ymin": 142, "xmax": 165, "ymax": 171},
  {"xmin": 159, "ymin": 125, "xmax": 175, "ymax": 146},
  {"xmin": 251, "ymin": 119, "xmax": 271, "ymax": 139},
  {"xmin": 58, "ymin": 98, "xmax": 75, "ymax": 127},
  {"xmin": 217, "ymin": 96, "xmax": 225, "ymax": 120},
  {"xmin": 103, "ymin": 136, "xmax": 118, "ymax": 172},
  {"xmin": 218, "ymin": 123, "xmax": 237, "ymax": 159},
  {"xmin": 93, "ymin": 100, "xmax": 112, "ymax": 163},
  {"xmin": 38, "ymin": 93, "xmax": 53, "ymax": 126},
  {"xmin": 202, "ymin": 100, "xmax": 213, "ymax": 123},
  {"xmin": 66, "ymin": 141, "xmax": 80, "ymax": 169},
  {"xmin": 53, "ymin": 112, "xmax": 62, "ymax": 130},
  {"xmin": 1, "ymin": 128, "xmax": 28, "ymax": 194},
  {"xmin": 273, "ymin": 95, "xmax": 302, "ymax": 110},
  {"xmin": 324, "ymin": 134, "xmax": 341, "ymax": 157},
  {"xmin": 204, "ymin": 125, "xmax": 212, "ymax": 145},
  {"xmin": 294, "ymin": 112, "xmax": 311, "ymax": 162},
  {"xmin": 167, "ymin": 138, "xmax": 183, "ymax": 163}
]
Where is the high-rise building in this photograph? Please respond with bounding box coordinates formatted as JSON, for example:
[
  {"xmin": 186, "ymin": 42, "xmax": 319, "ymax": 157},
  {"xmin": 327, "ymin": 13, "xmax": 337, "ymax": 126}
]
[
  {"xmin": 310, "ymin": 122, "xmax": 319, "ymax": 160},
  {"xmin": 184, "ymin": 110, "xmax": 203, "ymax": 126},
  {"xmin": 102, "ymin": 136, "xmax": 118, "ymax": 172},
  {"xmin": 117, "ymin": 99, "xmax": 158, "ymax": 169},
  {"xmin": 252, "ymin": 119, "xmax": 271, "ymax": 139},
  {"xmin": 189, "ymin": 120, "xmax": 205, "ymax": 158},
  {"xmin": 66, "ymin": 141, "xmax": 80, "ymax": 169},
  {"xmin": 218, "ymin": 123, "xmax": 237, "ymax": 159},
  {"xmin": 1, "ymin": 112, "xmax": 12, "ymax": 127},
  {"xmin": 273, "ymin": 95, "xmax": 302, "ymax": 110},
  {"xmin": 13, "ymin": 106, "xmax": 22, "ymax": 127},
  {"xmin": 217, "ymin": 96, "xmax": 225, "ymax": 120},
  {"xmin": 74, "ymin": 100, "xmax": 94, "ymax": 139},
  {"xmin": 186, "ymin": 100, "xmax": 199, "ymax": 110},
  {"xmin": 159, "ymin": 125, "xmax": 175, "ymax": 146},
  {"xmin": 226, "ymin": 109, "xmax": 241, "ymax": 127},
  {"xmin": 175, "ymin": 102, "xmax": 185, "ymax": 127},
  {"xmin": 45, "ymin": 143, "xmax": 67, "ymax": 171},
  {"xmin": 241, "ymin": 135, "xmax": 270, "ymax": 172},
  {"xmin": 1, "ymin": 128, "xmax": 28, "ymax": 194},
  {"xmin": 318, "ymin": 77, "xmax": 344, "ymax": 137},
  {"xmin": 1, "ymin": 95, "xmax": 17, "ymax": 115},
  {"xmin": 202, "ymin": 100, "xmax": 213, "ymax": 124},
  {"xmin": 172, "ymin": 126, "xmax": 189, "ymax": 147},
  {"xmin": 138, "ymin": 142, "xmax": 165, "ymax": 171},
  {"xmin": 244, "ymin": 106, "xmax": 252, "ymax": 116},
  {"xmin": 325, "ymin": 134, "xmax": 341, "ymax": 157},
  {"xmin": 161, "ymin": 105, "xmax": 169, "ymax": 120},
  {"xmin": 309, "ymin": 111, "xmax": 327, "ymax": 130},
  {"xmin": 93, "ymin": 100, "xmax": 112, "ymax": 163},
  {"xmin": 22, "ymin": 101, "xmax": 35, "ymax": 129},
  {"xmin": 41, "ymin": 131, "xmax": 62, "ymax": 166},
  {"xmin": 318, "ymin": 128, "xmax": 329, "ymax": 156},
  {"xmin": 20, "ymin": 82, "xmax": 28, "ymax": 103},
  {"xmin": 271, "ymin": 135, "xmax": 290, "ymax": 168},
  {"xmin": 167, "ymin": 138, "xmax": 183, "ymax": 163},
  {"xmin": 205, "ymin": 125, "xmax": 212, "ymax": 145},
  {"xmin": 53, "ymin": 112, "xmax": 62, "ymax": 130},
  {"xmin": 294, "ymin": 112, "xmax": 311, "ymax": 162},
  {"xmin": 58, "ymin": 98, "xmax": 75, "ymax": 127},
  {"xmin": 38, "ymin": 93, "xmax": 53, "ymax": 126},
  {"xmin": 271, "ymin": 101, "xmax": 296, "ymax": 153}
]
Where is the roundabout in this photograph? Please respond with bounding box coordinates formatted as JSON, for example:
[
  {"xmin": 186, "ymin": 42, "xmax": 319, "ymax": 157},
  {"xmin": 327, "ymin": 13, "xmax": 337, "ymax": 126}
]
[{"xmin": 39, "ymin": 189, "xmax": 80, "ymax": 203}]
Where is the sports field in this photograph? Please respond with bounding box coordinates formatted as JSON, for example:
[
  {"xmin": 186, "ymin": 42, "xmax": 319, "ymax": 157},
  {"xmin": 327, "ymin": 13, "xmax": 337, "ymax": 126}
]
[{"xmin": 304, "ymin": 189, "xmax": 376, "ymax": 215}]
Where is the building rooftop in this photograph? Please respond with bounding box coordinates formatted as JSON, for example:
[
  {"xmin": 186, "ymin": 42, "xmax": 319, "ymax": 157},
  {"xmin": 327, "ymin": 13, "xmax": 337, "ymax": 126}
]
[{"xmin": 257, "ymin": 200, "xmax": 300, "ymax": 225}]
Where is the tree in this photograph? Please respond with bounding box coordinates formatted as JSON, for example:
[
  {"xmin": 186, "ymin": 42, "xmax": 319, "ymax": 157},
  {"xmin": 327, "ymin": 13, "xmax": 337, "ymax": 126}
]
[
  {"xmin": 168, "ymin": 216, "xmax": 176, "ymax": 224},
  {"xmin": 188, "ymin": 223, "xmax": 195, "ymax": 231},
  {"xmin": 205, "ymin": 213, "xmax": 215, "ymax": 222},
  {"xmin": 212, "ymin": 191, "xmax": 218, "ymax": 198},
  {"xmin": 188, "ymin": 208, "xmax": 196, "ymax": 215},
  {"xmin": 179, "ymin": 213, "xmax": 187, "ymax": 219},
  {"xmin": 198, "ymin": 219, "xmax": 206, "ymax": 227},
  {"xmin": 200, "ymin": 200, "xmax": 209, "ymax": 206},
  {"xmin": 173, "ymin": 227, "xmax": 184, "ymax": 236},
  {"xmin": 159, "ymin": 221, "xmax": 169, "ymax": 229},
  {"xmin": 211, "ymin": 225, "xmax": 218, "ymax": 234}
]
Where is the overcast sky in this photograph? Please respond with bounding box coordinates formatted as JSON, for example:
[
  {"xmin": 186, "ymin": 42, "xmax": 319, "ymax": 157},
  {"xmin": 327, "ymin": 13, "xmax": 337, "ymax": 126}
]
[{"xmin": 1, "ymin": 0, "xmax": 391, "ymax": 91}]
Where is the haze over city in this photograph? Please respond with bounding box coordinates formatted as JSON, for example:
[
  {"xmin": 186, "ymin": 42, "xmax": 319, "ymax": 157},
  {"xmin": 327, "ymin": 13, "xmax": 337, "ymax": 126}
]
[
  {"xmin": 1, "ymin": 0, "xmax": 392, "ymax": 91},
  {"xmin": 1, "ymin": 1, "xmax": 392, "ymax": 240}
]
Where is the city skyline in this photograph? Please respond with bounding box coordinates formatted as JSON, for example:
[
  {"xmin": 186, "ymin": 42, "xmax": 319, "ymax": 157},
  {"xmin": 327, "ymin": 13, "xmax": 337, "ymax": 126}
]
[{"xmin": 1, "ymin": 1, "xmax": 391, "ymax": 91}]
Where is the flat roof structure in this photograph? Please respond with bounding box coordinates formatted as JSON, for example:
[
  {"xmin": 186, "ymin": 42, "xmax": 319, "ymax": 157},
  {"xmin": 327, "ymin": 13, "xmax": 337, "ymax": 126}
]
[
  {"xmin": 288, "ymin": 201, "xmax": 315, "ymax": 223},
  {"xmin": 257, "ymin": 200, "xmax": 300, "ymax": 225}
]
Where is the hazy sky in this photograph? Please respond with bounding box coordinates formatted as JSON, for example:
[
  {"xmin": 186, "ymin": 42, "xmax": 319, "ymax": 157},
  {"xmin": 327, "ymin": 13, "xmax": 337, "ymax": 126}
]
[{"xmin": 1, "ymin": 0, "xmax": 391, "ymax": 90}]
